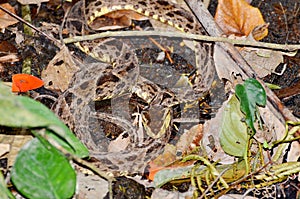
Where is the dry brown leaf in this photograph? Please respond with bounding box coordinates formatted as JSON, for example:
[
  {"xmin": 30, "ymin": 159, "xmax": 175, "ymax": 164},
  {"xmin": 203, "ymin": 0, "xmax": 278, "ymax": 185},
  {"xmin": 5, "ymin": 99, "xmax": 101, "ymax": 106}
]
[
  {"xmin": 147, "ymin": 124, "xmax": 203, "ymax": 180},
  {"xmin": 89, "ymin": 10, "xmax": 148, "ymax": 30},
  {"xmin": 0, "ymin": 54, "xmax": 19, "ymax": 63},
  {"xmin": 41, "ymin": 46, "xmax": 80, "ymax": 92},
  {"xmin": 17, "ymin": 0, "xmax": 48, "ymax": 5},
  {"xmin": 0, "ymin": 3, "xmax": 18, "ymax": 29},
  {"xmin": 0, "ymin": 134, "xmax": 33, "ymax": 167},
  {"xmin": 214, "ymin": 0, "xmax": 268, "ymax": 40},
  {"xmin": 176, "ymin": 124, "xmax": 203, "ymax": 155},
  {"xmin": 0, "ymin": 143, "xmax": 10, "ymax": 157},
  {"xmin": 239, "ymin": 47, "xmax": 284, "ymax": 77}
]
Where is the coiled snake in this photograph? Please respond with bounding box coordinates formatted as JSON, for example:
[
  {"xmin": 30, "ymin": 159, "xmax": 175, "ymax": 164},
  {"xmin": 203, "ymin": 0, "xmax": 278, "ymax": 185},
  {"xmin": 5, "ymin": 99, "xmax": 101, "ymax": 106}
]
[{"xmin": 54, "ymin": 0, "xmax": 215, "ymax": 175}]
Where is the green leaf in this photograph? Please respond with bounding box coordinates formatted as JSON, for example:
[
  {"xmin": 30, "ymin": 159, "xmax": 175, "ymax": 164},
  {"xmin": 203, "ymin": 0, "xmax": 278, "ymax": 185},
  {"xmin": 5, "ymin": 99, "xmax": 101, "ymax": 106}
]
[
  {"xmin": 265, "ymin": 82, "xmax": 281, "ymax": 90},
  {"xmin": 0, "ymin": 83, "xmax": 13, "ymax": 97},
  {"xmin": 220, "ymin": 95, "xmax": 248, "ymax": 157},
  {"xmin": 0, "ymin": 171, "xmax": 14, "ymax": 199},
  {"xmin": 11, "ymin": 138, "xmax": 76, "ymax": 199},
  {"xmin": 235, "ymin": 78, "xmax": 266, "ymax": 134},
  {"xmin": 0, "ymin": 82, "xmax": 88, "ymax": 158},
  {"xmin": 154, "ymin": 165, "xmax": 197, "ymax": 187}
]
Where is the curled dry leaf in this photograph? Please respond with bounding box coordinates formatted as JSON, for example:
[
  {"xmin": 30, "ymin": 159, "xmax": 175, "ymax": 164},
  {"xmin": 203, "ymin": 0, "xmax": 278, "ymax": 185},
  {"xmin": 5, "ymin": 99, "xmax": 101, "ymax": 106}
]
[
  {"xmin": 0, "ymin": 3, "xmax": 18, "ymax": 29},
  {"xmin": 42, "ymin": 46, "xmax": 79, "ymax": 92},
  {"xmin": 214, "ymin": 0, "xmax": 268, "ymax": 40}
]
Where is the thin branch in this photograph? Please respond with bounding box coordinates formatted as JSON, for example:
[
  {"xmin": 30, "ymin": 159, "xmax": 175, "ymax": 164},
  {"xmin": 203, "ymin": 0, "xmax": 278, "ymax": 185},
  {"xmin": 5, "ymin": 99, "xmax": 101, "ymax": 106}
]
[
  {"xmin": 63, "ymin": 30, "xmax": 300, "ymax": 51},
  {"xmin": 1, "ymin": 4, "xmax": 298, "ymax": 52}
]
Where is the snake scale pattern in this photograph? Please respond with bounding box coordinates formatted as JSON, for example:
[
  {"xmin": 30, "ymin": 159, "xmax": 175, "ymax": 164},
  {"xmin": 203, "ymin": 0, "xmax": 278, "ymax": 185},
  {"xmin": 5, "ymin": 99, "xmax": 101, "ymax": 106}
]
[{"xmin": 54, "ymin": 0, "xmax": 215, "ymax": 175}]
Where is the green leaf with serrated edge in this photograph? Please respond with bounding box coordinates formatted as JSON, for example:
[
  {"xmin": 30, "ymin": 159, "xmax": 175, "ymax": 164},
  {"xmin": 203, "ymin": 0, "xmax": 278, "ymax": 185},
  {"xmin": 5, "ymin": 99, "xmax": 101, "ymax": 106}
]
[
  {"xmin": 235, "ymin": 78, "xmax": 266, "ymax": 134},
  {"xmin": 0, "ymin": 82, "xmax": 88, "ymax": 158},
  {"xmin": 11, "ymin": 138, "xmax": 76, "ymax": 199},
  {"xmin": 220, "ymin": 95, "xmax": 248, "ymax": 157}
]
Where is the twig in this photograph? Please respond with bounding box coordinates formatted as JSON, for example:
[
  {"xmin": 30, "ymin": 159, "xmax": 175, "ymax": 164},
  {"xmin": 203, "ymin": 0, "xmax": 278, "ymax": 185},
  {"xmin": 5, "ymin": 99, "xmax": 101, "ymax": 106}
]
[
  {"xmin": 63, "ymin": 30, "xmax": 300, "ymax": 51},
  {"xmin": 1, "ymin": 4, "xmax": 298, "ymax": 52}
]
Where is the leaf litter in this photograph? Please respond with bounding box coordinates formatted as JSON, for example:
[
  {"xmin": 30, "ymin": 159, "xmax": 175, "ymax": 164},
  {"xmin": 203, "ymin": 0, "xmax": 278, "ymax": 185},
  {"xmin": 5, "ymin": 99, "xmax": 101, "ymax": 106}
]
[{"xmin": 0, "ymin": 0, "xmax": 299, "ymax": 198}]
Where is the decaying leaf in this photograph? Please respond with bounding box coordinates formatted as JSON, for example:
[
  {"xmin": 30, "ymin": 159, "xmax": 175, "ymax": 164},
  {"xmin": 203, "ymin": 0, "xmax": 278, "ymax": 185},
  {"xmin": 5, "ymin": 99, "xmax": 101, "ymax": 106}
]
[
  {"xmin": 0, "ymin": 3, "xmax": 18, "ymax": 29},
  {"xmin": 239, "ymin": 47, "xmax": 284, "ymax": 78},
  {"xmin": 0, "ymin": 134, "xmax": 33, "ymax": 167},
  {"xmin": 17, "ymin": 0, "xmax": 48, "ymax": 5},
  {"xmin": 219, "ymin": 95, "xmax": 248, "ymax": 157},
  {"xmin": 202, "ymin": 100, "xmax": 236, "ymax": 163},
  {"xmin": 147, "ymin": 124, "xmax": 203, "ymax": 180},
  {"xmin": 41, "ymin": 46, "xmax": 80, "ymax": 92},
  {"xmin": 89, "ymin": 10, "xmax": 148, "ymax": 30},
  {"xmin": 176, "ymin": 124, "xmax": 203, "ymax": 154},
  {"xmin": 214, "ymin": 0, "xmax": 268, "ymax": 40}
]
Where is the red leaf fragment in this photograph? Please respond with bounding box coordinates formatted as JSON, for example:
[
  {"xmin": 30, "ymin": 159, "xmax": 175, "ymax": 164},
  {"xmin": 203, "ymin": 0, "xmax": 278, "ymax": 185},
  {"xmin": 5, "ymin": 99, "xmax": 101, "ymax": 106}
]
[{"xmin": 12, "ymin": 74, "xmax": 44, "ymax": 92}]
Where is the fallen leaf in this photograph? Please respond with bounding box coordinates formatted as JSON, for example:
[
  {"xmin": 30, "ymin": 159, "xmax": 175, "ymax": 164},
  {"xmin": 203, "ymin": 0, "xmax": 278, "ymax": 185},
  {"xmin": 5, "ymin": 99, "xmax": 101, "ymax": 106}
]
[
  {"xmin": 214, "ymin": 0, "xmax": 268, "ymax": 40},
  {"xmin": 17, "ymin": 0, "xmax": 48, "ymax": 5},
  {"xmin": 176, "ymin": 124, "xmax": 203, "ymax": 155},
  {"xmin": 0, "ymin": 134, "xmax": 33, "ymax": 167},
  {"xmin": 239, "ymin": 47, "xmax": 284, "ymax": 77},
  {"xmin": 89, "ymin": 10, "xmax": 148, "ymax": 30},
  {"xmin": 12, "ymin": 74, "xmax": 44, "ymax": 92},
  {"xmin": 219, "ymin": 95, "xmax": 248, "ymax": 157},
  {"xmin": 41, "ymin": 46, "xmax": 79, "ymax": 92},
  {"xmin": 147, "ymin": 144, "xmax": 177, "ymax": 181},
  {"xmin": 0, "ymin": 40, "xmax": 17, "ymax": 53},
  {"xmin": 0, "ymin": 3, "xmax": 19, "ymax": 29},
  {"xmin": 202, "ymin": 101, "xmax": 236, "ymax": 164},
  {"xmin": 0, "ymin": 54, "xmax": 19, "ymax": 63},
  {"xmin": 147, "ymin": 124, "xmax": 203, "ymax": 180}
]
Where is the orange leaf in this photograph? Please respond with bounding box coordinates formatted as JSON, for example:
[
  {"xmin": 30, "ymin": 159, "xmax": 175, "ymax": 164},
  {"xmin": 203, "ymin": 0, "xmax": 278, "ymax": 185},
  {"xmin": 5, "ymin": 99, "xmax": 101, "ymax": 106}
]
[
  {"xmin": 214, "ymin": 0, "xmax": 268, "ymax": 40},
  {"xmin": 12, "ymin": 74, "xmax": 44, "ymax": 92}
]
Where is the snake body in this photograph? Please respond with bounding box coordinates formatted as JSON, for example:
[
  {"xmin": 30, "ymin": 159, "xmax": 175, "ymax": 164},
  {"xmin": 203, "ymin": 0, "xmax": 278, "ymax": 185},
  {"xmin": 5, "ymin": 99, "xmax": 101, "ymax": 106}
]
[
  {"xmin": 85, "ymin": 0, "xmax": 215, "ymax": 94},
  {"xmin": 56, "ymin": 0, "xmax": 215, "ymax": 175}
]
